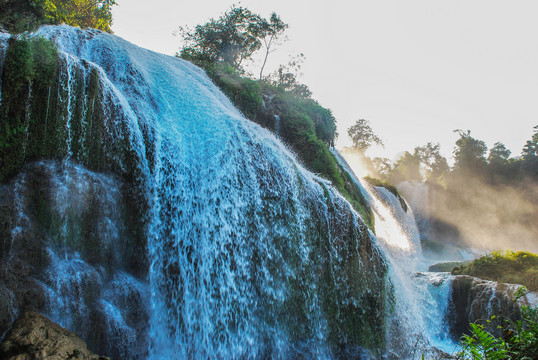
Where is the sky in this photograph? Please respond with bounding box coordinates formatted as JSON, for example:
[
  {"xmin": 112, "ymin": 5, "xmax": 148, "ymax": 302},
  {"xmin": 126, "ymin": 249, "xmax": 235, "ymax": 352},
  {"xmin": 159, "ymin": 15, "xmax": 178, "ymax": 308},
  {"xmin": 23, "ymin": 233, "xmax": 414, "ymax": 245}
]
[{"xmin": 111, "ymin": 0, "xmax": 538, "ymax": 161}]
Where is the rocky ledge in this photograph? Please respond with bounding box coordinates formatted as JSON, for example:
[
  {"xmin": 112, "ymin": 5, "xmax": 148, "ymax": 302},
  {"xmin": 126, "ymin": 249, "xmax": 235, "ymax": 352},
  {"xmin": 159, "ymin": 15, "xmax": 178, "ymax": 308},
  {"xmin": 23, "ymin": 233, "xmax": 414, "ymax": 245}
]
[
  {"xmin": 449, "ymin": 275, "xmax": 537, "ymax": 338},
  {"xmin": 0, "ymin": 312, "xmax": 109, "ymax": 360}
]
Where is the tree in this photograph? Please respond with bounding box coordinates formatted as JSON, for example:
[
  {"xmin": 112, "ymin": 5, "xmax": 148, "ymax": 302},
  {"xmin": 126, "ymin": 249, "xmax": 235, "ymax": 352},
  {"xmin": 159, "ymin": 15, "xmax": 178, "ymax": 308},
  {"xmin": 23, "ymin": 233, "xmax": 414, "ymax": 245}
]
[
  {"xmin": 415, "ymin": 142, "xmax": 449, "ymax": 181},
  {"xmin": 259, "ymin": 13, "xmax": 287, "ymax": 79},
  {"xmin": 453, "ymin": 129, "xmax": 487, "ymax": 173},
  {"xmin": 0, "ymin": 0, "xmax": 116, "ymax": 33},
  {"xmin": 177, "ymin": 6, "xmax": 287, "ymax": 73},
  {"xmin": 487, "ymin": 142, "xmax": 511, "ymax": 166},
  {"xmin": 371, "ymin": 157, "xmax": 392, "ymax": 178},
  {"xmin": 521, "ymin": 125, "xmax": 538, "ymax": 160},
  {"xmin": 347, "ymin": 119, "xmax": 383, "ymax": 152},
  {"xmin": 520, "ymin": 125, "xmax": 538, "ymax": 176},
  {"xmin": 41, "ymin": 0, "xmax": 117, "ymax": 33},
  {"xmin": 269, "ymin": 53, "xmax": 312, "ymax": 98},
  {"xmin": 0, "ymin": 0, "xmax": 45, "ymax": 33},
  {"xmin": 388, "ymin": 151, "xmax": 422, "ymax": 184}
]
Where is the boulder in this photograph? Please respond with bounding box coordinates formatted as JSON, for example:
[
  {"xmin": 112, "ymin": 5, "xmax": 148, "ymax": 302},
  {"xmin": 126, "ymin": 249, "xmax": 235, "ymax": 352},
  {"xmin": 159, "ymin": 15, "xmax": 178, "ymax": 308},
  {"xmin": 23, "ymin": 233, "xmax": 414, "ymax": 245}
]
[
  {"xmin": 0, "ymin": 312, "xmax": 110, "ymax": 360},
  {"xmin": 449, "ymin": 275, "xmax": 537, "ymax": 338}
]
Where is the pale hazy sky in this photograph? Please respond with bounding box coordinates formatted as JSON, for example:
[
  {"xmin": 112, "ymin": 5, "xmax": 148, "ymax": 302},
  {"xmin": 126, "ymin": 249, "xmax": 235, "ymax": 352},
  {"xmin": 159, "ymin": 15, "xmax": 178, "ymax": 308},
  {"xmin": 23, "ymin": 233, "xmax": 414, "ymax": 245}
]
[{"xmin": 112, "ymin": 0, "xmax": 538, "ymax": 161}]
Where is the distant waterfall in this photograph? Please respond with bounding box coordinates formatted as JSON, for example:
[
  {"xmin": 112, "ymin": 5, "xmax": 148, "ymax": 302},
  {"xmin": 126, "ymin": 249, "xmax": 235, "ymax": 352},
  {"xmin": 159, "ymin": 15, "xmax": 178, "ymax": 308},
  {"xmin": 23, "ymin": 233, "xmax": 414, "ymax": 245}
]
[
  {"xmin": 336, "ymin": 152, "xmax": 457, "ymax": 357},
  {"xmin": 397, "ymin": 181, "xmax": 431, "ymax": 242}
]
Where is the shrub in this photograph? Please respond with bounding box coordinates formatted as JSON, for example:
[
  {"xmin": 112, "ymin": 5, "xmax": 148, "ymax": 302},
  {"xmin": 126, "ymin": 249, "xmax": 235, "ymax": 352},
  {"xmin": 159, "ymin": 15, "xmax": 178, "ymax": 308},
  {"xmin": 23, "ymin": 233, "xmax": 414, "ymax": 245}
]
[
  {"xmin": 452, "ymin": 251, "xmax": 538, "ymax": 289},
  {"xmin": 457, "ymin": 287, "xmax": 538, "ymax": 360},
  {"xmin": 363, "ymin": 176, "xmax": 407, "ymax": 212}
]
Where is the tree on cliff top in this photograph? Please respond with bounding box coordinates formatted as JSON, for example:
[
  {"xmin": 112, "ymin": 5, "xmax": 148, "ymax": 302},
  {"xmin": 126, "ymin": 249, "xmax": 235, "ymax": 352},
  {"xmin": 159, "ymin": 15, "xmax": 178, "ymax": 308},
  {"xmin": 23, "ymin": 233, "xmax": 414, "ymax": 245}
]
[
  {"xmin": 347, "ymin": 119, "xmax": 384, "ymax": 153},
  {"xmin": 0, "ymin": 0, "xmax": 117, "ymax": 33},
  {"xmin": 177, "ymin": 6, "xmax": 287, "ymax": 74},
  {"xmin": 41, "ymin": 0, "xmax": 117, "ymax": 33}
]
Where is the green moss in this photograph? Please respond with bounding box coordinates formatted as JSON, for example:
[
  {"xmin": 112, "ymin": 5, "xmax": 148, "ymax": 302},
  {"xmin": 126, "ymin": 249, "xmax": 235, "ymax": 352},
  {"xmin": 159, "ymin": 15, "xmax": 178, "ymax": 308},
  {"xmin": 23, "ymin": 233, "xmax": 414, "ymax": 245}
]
[
  {"xmin": 452, "ymin": 251, "xmax": 538, "ymax": 289},
  {"xmin": 203, "ymin": 65, "xmax": 374, "ymax": 229},
  {"xmin": 213, "ymin": 69, "xmax": 263, "ymax": 120},
  {"xmin": 428, "ymin": 261, "xmax": 470, "ymax": 272},
  {"xmin": 363, "ymin": 176, "xmax": 408, "ymax": 212},
  {"xmin": 0, "ymin": 36, "xmax": 59, "ymax": 181}
]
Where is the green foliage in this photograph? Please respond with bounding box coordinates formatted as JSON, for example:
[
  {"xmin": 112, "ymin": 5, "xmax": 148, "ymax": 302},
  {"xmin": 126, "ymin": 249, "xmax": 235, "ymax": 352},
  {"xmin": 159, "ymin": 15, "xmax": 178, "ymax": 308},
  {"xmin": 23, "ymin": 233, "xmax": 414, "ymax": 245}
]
[
  {"xmin": 178, "ymin": 6, "xmax": 286, "ymax": 72},
  {"xmin": 453, "ymin": 129, "xmax": 488, "ymax": 174},
  {"xmin": 388, "ymin": 151, "xmax": 422, "ymax": 184},
  {"xmin": 0, "ymin": 0, "xmax": 116, "ymax": 33},
  {"xmin": 363, "ymin": 176, "xmax": 399, "ymax": 198},
  {"xmin": 452, "ymin": 251, "xmax": 538, "ymax": 289},
  {"xmin": 347, "ymin": 118, "xmax": 383, "ymax": 152},
  {"xmin": 428, "ymin": 261, "xmax": 470, "ymax": 272},
  {"xmin": 267, "ymin": 53, "xmax": 312, "ymax": 98},
  {"xmin": 458, "ymin": 302, "xmax": 538, "ymax": 360},
  {"xmin": 519, "ymin": 125, "xmax": 538, "ymax": 177},
  {"xmin": 40, "ymin": 0, "xmax": 117, "ymax": 33},
  {"xmin": 212, "ymin": 66, "xmax": 263, "ymax": 120},
  {"xmin": 0, "ymin": 0, "xmax": 45, "ymax": 33},
  {"xmin": 488, "ymin": 142, "xmax": 511, "ymax": 166},
  {"xmin": 363, "ymin": 176, "xmax": 407, "ymax": 212},
  {"xmin": 0, "ymin": 36, "xmax": 59, "ymax": 181},
  {"xmin": 414, "ymin": 142, "xmax": 449, "ymax": 181},
  {"xmin": 458, "ymin": 321, "xmax": 508, "ymax": 360},
  {"xmin": 521, "ymin": 125, "xmax": 538, "ymax": 160}
]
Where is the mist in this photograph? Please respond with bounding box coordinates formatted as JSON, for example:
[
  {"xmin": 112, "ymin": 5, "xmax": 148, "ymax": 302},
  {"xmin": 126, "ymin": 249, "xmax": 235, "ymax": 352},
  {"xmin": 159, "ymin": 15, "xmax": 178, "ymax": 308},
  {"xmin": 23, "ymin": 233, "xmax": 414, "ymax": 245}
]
[
  {"xmin": 423, "ymin": 173, "xmax": 538, "ymax": 254},
  {"xmin": 340, "ymin": 146, "xmax": 538, "ymax": 259}
]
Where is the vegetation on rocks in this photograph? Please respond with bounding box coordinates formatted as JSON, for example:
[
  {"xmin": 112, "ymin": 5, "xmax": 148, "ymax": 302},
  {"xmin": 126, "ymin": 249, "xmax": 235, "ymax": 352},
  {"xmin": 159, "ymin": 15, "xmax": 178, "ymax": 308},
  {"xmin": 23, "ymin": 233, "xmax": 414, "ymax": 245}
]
[
  {"xmin": 428, "ymin": 261, "xmax": 470, "ymax": 272},
  {"xmin": 0, "ymin": 36, "xmax": 58, "ymax": 181},
  {"xmin": 176, "ymin": 6, "xmax": 374, "ymax": 228},
  {"xmin": 0, "ymin": 0, "xmax": 117, "ymax": 33},
  {"xmin": 452, "ymin": 251, "xmax": 538, "ymax": 290},
  {"xmin": 457, "ymin": 287, "xmax": 538, "ymax": 360},
  {"xmin": 363, "ymin": 175, "xmax": 407, "ymax": 212}
]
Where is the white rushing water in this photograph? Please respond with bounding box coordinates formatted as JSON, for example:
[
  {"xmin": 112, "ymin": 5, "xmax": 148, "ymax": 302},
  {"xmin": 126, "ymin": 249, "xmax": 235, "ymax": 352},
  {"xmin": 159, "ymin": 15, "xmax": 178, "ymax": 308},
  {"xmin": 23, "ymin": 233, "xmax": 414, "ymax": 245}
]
[
  {"xmin": 336, "ymin": 152, "xmax": 458, "ymax": 356},
  {"xmin": 0, "ymin": 24, "xmax": 471, "ymax": 359},
  {"xmin": 27, "ymin": 25, "xmax": 392, "ymax": 359}
]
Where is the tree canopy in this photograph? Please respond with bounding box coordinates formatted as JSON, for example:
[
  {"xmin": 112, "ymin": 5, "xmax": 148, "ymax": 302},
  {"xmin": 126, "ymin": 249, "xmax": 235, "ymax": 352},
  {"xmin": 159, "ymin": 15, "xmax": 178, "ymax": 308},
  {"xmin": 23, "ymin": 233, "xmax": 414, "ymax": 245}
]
[
  {"xmin": 0, "ymin": 0, "xmax": 116, "ymax": 33},
  {"xmin": 177, "ymin": 6, "xmax": 287, "ymax": 73},
  {"xmin": 487, "ymin": 142, "xmax": 511, "ymax": 166},
  {"xmin": 41, "ymin": 0, "xmax": 117, "ymax": 33},
  {"xmin": 347, "ymin": 119, "xmax": 384, "ymax": 152},
  {"xmin": 522, "ymin": 125, "xmax": 538, "ymax": 160},
  {"xmin": 414, "ymin": 142, "xmax": 449, "ymax": 181},
  {"xmin": 452, "ymin": 129, "xmax": 487, "ymax": 173}
]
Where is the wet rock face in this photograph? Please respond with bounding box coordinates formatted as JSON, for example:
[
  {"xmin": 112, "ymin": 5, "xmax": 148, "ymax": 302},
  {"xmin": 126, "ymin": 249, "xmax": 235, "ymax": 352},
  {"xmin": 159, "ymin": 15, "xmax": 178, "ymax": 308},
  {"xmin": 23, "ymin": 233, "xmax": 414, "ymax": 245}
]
[
  {"xmin": 448, "ymin": 275, "xmax": 535, "ymax": 338},
  {"xmin": 0, "ymin": 161, "xmax": 149, "ymax": 359},
  {"xmin": 0, "ymin": 312, "xmax": 110, "ymax": 360}
]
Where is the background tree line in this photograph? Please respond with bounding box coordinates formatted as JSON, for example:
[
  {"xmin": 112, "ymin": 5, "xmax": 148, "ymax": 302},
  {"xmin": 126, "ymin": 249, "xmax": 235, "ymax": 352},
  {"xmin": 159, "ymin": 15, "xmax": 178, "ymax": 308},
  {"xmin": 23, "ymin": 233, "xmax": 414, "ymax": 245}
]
[{"xmin": 347, "ymin": 119, "xmax": 538, "ymax": 252}]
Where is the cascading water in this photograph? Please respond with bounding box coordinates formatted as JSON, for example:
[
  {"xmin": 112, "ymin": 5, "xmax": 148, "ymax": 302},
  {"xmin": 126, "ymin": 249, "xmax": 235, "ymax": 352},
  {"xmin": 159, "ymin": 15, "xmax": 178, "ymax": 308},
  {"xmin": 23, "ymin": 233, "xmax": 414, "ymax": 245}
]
[
  {"xmin": 336, "ymin": 151, "xmax": 458, "ymax": 357},
  {"xmin": 2, "ymin": 25, "xmax": 536, "ymax": 360},
  {"xmin": 397, "ymin": 181, "xmax": 431, "ymax": 240},
  {"xmin": 1, "ymin": 25, "xmax": 394, "ymax": 359}
]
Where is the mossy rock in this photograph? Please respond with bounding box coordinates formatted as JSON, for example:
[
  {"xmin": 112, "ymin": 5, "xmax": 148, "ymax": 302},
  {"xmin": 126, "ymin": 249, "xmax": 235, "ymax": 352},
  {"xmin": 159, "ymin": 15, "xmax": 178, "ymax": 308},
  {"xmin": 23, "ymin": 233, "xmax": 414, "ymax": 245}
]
[
  {"xmin": 428, "ymin": 261, "xmax": 470, "ymax": 272},
  {"xmin": 451, "ymin": 251, "xmax": 538, "ymax": 289}
]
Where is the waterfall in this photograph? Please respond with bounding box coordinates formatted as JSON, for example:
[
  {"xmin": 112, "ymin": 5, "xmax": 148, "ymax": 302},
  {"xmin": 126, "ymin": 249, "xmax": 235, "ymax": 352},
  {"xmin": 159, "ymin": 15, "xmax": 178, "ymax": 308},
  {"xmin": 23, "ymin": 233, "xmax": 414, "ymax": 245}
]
[
  {"xmin": 396, "ymin": 181, "xmax": 431, "ymax": 241},
  {"xmin": 336, "ymin": 152, "xmax": 458, "ymax": 357},
  {"xmin": 0, "ymin": 25, "xmax": 395, "ymax": 359}
]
